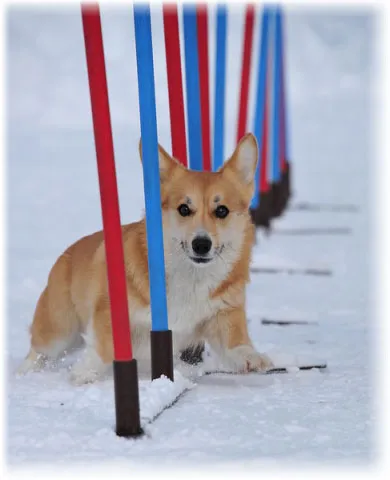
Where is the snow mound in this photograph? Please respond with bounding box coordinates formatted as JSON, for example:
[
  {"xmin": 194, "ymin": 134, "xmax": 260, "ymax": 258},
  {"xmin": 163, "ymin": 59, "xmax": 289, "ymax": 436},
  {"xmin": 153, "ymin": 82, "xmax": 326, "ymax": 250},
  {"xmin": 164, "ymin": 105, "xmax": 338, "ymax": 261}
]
[{"xmin": 140, "ymin": 371, "xmax": 194, "ymax": 424}]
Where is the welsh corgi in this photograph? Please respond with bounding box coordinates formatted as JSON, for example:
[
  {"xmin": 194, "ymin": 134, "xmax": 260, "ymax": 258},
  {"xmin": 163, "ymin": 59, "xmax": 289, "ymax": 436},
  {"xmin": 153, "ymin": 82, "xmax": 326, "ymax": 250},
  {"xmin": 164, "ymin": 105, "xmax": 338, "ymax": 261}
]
[{"xmin": 17, "ymin": 133, "xmax": 273, "ymax": 384}]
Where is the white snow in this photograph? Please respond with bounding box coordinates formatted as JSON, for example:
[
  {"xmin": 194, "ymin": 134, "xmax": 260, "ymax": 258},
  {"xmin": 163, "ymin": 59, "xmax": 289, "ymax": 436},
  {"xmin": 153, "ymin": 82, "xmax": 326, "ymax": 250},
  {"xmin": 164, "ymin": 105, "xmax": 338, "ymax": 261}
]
[{"xmin": 5, "ymin": 3, "xmax": 378, "ymax": 473}]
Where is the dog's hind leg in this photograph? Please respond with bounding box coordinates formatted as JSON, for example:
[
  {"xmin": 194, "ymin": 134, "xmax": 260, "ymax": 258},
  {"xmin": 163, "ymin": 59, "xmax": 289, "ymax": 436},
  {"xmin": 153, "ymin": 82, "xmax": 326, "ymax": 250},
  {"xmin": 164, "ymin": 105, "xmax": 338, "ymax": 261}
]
[
  {"xmin": 17, "ymin": 252, "xmax": 81, "ymax": 375},
  {"xmin": 69, "ymin": 296, "xmax": 113, "ymax": 385},
  {"xmin": 16, "ymin": 346, "xmax": 47, "ymax": 375}
]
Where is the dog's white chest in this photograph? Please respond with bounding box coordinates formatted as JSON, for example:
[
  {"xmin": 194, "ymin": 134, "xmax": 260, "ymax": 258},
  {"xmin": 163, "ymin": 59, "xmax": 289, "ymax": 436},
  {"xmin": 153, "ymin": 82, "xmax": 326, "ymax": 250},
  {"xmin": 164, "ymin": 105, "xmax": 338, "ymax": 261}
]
[
  {"xmin": 166, "ymin": 273, "xmax": 219, "ymax": 331},
  {"xmin": 129, "ymin": 258, "xmax": 228, "ymax": 357}
]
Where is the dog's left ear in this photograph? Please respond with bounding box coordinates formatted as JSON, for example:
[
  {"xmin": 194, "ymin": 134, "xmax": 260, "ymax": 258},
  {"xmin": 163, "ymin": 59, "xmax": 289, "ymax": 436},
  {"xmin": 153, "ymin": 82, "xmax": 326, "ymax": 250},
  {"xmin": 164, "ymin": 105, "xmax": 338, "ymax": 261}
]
[
  {"xmin": 220, "ymin": 133, "xmax": 258, "ymax": 185},
  {"xmin": 138, "ymin": 138, "xmax": 183, "ymax": 183}
]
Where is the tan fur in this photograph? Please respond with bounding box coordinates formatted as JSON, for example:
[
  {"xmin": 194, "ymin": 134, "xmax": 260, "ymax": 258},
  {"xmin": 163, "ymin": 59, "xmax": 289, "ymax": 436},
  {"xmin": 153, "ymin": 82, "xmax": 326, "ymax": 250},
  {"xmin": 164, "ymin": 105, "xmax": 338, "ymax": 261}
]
[{"xmin": 18, "ymin": 133, "xmax": 273, "ymax": 384}]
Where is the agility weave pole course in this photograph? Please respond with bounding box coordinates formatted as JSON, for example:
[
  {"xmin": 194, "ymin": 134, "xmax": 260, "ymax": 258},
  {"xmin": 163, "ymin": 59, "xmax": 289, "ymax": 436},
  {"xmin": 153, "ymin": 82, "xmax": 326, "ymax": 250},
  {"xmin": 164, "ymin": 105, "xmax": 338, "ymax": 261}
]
[
  {"xmin": 7, "ymin": 1, "xmax": 374, "ymax": 461},
  {"xmin": 80, "ymin": 3, "xmax": 328, "ymax": 438}
]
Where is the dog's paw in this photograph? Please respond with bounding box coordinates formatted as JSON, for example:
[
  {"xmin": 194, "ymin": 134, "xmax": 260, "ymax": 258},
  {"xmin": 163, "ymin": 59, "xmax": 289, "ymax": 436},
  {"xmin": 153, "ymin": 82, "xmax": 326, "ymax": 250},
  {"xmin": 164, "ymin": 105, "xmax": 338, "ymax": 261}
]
[
  {"xmin": 241, "ymin": 351, "xmax": 273, "ymax": 373},
  {"xmin": 16, "ymin": 349, "xmax": 46, "ymax": 376},
  {"xmin": 69, "ymin": 347, "xmax": 109, "ymax": 386},
  {"xmin": 224, "ymin": 345, "xmax": 274, "ymax": 373},
  {"xmin": 69, "ymin": 367, "xmax": 100, "ymax": 386}
]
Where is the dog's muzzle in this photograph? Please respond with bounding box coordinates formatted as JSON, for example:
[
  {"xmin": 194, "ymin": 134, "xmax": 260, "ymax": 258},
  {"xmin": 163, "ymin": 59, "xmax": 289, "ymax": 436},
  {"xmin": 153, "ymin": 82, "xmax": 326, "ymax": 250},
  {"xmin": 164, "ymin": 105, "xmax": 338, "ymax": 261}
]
[{"xmin": 190, "ymin": 235, "xmax": 213, "ymax": 264}]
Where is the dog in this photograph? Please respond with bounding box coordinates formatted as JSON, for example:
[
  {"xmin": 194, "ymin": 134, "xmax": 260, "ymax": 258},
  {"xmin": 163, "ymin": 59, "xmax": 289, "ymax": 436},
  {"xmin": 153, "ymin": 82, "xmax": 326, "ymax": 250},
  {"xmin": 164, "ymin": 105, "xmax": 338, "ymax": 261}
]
[{"xmin": 17, "ymin": 133, "xmax": 273, "ymax": 384}]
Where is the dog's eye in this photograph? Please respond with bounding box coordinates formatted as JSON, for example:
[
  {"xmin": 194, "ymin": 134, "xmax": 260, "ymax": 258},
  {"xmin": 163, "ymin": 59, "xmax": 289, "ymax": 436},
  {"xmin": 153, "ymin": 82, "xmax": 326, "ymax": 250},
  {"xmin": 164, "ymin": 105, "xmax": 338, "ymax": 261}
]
[
  {"xmin": 215, "ymin": 205, "xmax": 229, "ymax": 219},
  {"xmin": 178, "ymin": 204, "xmax": 191, "ymax": 217}
]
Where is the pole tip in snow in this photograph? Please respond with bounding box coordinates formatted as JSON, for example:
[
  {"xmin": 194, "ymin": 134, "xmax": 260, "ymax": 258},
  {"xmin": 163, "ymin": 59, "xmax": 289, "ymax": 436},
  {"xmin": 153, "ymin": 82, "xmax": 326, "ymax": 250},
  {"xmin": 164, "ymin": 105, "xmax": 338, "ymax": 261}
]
[
  {"xmin": 113, "ymin": 359, "xmax": 144, "ymax": 438},
  {"xmin": 151, "ymin": 329, "xmax": 174, "ymax": 382}
]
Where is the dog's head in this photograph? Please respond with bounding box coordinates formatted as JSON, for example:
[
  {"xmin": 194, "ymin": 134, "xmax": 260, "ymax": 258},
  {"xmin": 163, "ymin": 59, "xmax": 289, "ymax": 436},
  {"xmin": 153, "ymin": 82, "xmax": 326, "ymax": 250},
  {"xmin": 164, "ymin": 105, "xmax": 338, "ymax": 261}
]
[{"xmin": 139, "ymin": 134, "xmax": 258, "ymax": 268}]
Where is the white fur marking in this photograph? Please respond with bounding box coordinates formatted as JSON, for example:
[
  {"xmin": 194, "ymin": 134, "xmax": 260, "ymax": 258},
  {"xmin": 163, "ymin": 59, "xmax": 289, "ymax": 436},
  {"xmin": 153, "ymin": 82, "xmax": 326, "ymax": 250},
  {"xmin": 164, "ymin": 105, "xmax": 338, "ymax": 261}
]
[
  {"xmin": 69, "ymin": 346, "xmax": 110, "ymax": 385},
  {"xmin": 69, "ymin": 322, "xmax": 110, "ymax": 385},
  {"xmin": 220, "ymin": 345, "xmax": 273, "ymax": 373},
  {"xmin": 16, "ymin": 348, "xmax": 46, "ymax": 375}
]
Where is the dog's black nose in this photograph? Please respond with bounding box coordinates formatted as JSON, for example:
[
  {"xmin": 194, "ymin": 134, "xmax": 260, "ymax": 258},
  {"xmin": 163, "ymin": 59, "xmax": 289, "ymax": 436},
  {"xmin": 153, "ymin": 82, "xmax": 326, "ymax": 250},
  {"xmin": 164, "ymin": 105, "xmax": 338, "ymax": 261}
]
[{"xmin": 192, "ymin": 236, "xmax": 212, "ymax": 255}]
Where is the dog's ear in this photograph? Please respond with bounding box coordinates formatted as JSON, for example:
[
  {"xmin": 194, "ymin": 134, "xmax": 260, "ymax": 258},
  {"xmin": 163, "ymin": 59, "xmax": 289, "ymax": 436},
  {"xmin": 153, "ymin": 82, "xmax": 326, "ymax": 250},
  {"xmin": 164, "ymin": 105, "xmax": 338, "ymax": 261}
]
[
  {"xmin": 138, "ymin": 138, "xmax": 183, "ymax": 183},
  {"xmin": 220, "ymin": 133, "xmax": 258, "ymax": 185}
]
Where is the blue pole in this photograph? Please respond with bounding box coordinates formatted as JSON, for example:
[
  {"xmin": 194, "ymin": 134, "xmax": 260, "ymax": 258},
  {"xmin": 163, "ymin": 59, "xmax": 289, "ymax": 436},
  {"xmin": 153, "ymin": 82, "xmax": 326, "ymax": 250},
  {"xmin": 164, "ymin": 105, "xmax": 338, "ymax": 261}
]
[
  {"xmin": 270, "ymin": 7, "xmax": 281, "ymax": 184},
  {"xmin": 279, "ymin": 7, "xmax": 289, "ymax": 162},
  {"xmin": 183, "ymin": 5, "xmax": 203, "ymax": 171},
  {"xmin": 250, "ymin": 6, "xmax": 270, "ymax": 209},
  {"xmin": 213, "ymin": 5, "xmax": 227, "ymax": 171},
  {"xmin": 133, "ymin": 5, "xmax": 169, "ymax": 332}
]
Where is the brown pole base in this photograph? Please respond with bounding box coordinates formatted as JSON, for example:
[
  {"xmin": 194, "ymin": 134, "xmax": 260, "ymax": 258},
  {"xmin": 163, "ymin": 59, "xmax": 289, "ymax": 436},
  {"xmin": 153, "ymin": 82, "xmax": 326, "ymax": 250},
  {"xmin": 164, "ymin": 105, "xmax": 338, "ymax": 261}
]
[
  {"xmin": 290, "ymin": 202, "xmax": 359, "ymax": 213},
  {"xmin": 151, "ymin": 329, "xmax": 174, "ymax": 381},
  {"xmin": 269, "ymin": 181, "xmax": 284, "ymax": 218},
  {"xmin": 275, "ymin": 227, "xmax": 352, "ymax": 236},
  {"xmin": 280, "ymin": 161, "xmax": 292, "ymax": 211},
  {"xmin": 113, "ymin": 359, "xmax": 144, "ymax": 438},
  {"xmin": 180, "ymin": 343, "xmax": 205, "ymax": 365},
  {"xmin": 261, "ymin": 318, "xmax": 318, "ymax": 326},
  {"xmin": 250, "ymin": 265, "xmax": 332, "ymax": 276},
  {"xmin": 249, "ymin": 190, "xmax": 272, "ymax": 231}
]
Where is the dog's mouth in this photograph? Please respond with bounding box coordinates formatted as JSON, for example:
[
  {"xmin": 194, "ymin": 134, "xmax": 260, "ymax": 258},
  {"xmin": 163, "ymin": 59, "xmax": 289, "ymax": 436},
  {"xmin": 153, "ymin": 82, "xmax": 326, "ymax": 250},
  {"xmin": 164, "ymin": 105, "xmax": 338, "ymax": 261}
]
[
  {"xmin": 179, "ymin": 240, "xmax": 223, "ymax": 266},
  {"xmin": 189, "ymin": 256, "xmax": 213, "ymax": 264}
]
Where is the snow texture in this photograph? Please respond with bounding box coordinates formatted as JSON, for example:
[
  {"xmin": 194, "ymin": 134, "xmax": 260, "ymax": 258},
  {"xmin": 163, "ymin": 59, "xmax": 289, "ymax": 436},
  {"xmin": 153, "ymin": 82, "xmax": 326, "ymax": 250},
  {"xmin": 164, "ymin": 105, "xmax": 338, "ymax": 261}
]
[{"xmin": 6, "ymin": 4, "xmax": 376, "ymax": 469}]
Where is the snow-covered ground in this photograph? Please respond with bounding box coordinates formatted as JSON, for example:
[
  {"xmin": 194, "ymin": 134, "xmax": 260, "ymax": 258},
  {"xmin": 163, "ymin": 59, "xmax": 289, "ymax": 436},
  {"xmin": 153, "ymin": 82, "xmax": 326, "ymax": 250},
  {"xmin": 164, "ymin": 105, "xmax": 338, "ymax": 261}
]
[{"xmin": 5, "ymin": 3, "xmax": 377, "ymax": 471}]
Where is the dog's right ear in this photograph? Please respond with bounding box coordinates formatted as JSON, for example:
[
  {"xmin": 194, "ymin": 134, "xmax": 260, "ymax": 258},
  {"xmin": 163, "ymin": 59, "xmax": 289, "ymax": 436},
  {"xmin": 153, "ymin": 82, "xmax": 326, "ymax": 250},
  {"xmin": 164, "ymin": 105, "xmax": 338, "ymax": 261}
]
[{"xmin": 138, "ymin": 139, "xmax": 183, "ymax": 183}]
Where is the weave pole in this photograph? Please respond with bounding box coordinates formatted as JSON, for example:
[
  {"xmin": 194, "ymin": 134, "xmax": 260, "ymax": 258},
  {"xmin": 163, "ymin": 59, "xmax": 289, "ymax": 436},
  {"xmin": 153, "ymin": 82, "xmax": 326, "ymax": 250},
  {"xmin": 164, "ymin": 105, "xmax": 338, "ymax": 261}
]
[
  {"xmin": 236, "ymin": 4, "xmax": 255, "ymax": 143},
  {"xmin": 256, "ymin": 23, "xmax": 273, "ymax": 230},
  {"xmin": 183, "ymin": 5, "xmax": 203, "ymax": 171},
  {"xmin": 269, "ymin": 7, "xmax": 284, "ymax": 218},
  {"xmin": 256, "ymin": 70, "xmax": 271, "ymax": 227},
  {"xmin": 213, "ymin": 5, "xmax": 227, "ymax": 171},
  {"xmin": 81, "ymin": 4, "xmax": 142, "ymax": 438},
  {"xmin": 236, "ymin": 4, "xmax": 273, "ymax": 230},
  {"xmin": 133, "ymin": 4, "xmax": 173, "ymax": 382},
  {"xmin": 278, "ymin": 7, "xmax": 292, "ymax": 210},
  {"xmin": 249, "ymin": 6, "xmax": 271, "ymax": 228},
  {"xmin": 163, "ymin": 4, "xmax": 188, "ymax": 166},
  {"xmin": 197, "ymin": 4, "xmax": 212, "ymax": 171}
]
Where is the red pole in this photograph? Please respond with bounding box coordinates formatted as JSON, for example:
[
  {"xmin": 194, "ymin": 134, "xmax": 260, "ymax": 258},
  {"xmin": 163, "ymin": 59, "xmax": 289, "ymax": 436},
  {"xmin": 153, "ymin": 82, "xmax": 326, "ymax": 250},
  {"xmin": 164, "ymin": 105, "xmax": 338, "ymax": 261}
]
[
  {"xmin": 81, "ymin": 4, "xmax": 132, "ymax": 361},
  {"xmin": 236, "ymin": 4, "xmax": 255, "ymax": 143},
  {"xmin": 163, "ymin": 4, "xmax": 188, "ymax": 166},
  {"xmin": 196, "ymin": 4, "xmax": 212, "ymax": 171}
]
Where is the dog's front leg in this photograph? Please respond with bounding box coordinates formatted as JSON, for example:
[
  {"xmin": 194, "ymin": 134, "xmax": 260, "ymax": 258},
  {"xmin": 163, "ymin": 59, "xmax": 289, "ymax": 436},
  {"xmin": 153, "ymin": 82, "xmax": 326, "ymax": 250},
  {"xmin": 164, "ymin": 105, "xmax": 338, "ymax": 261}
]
[{"xmin": 202, "ymin": 308, "xmax": 273, "ymax": 373}]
